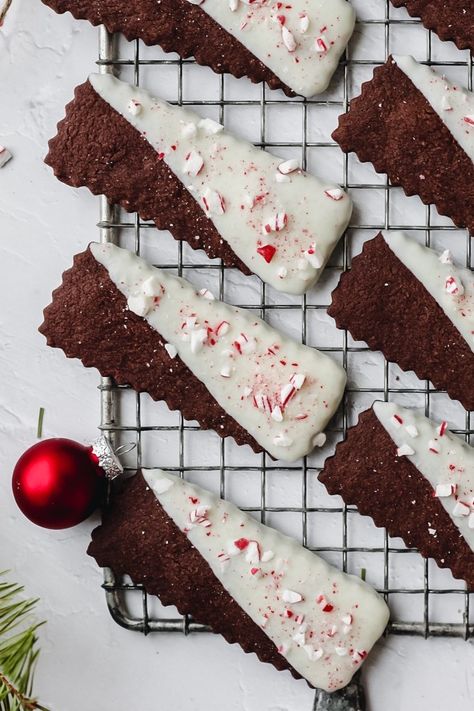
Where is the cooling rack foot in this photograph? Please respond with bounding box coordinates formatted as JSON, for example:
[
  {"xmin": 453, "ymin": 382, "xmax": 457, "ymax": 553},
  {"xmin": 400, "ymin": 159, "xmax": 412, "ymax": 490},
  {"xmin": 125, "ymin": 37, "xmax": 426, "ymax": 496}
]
[{"xmin": 313, "ymin": 672, "xmax": 365, "ymax": 711}]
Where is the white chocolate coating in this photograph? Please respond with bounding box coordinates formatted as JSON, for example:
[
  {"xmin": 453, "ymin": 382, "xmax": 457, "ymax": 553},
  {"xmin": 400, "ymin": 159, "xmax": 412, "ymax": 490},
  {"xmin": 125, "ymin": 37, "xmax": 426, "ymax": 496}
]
[
  {"xmin": 89, "ymin": 73, "xmax": 352, "ymax": 296},
  {"xmin": 183, "ymin": 0, "xmax": 355, "ymax": 98},
  {"xmin": 91, "ymin": 243, "xmax": 346, "ymax": 462},
  {"xmin": 382, "ymin": 231, "xmax": 474, "ymax": 352},
  {"xmin": 393, "ymin": 56, "xmax": 474, "ymax": 164},
  {"xmin": 143, "ymin": 469, "xmax": 390, "ymax": 692},
  {"xmin": 374, "ymin": 402, "xmax": 474, "ymax": 553}
]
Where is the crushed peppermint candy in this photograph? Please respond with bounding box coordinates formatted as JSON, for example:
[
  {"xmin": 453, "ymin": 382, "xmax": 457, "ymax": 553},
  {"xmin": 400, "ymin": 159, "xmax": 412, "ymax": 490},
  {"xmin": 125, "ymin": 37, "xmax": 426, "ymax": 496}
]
[
  {"xmin": 282, "ymin": 589, "xmax": 303, "ymax": 604},
  {"xmin": 245, "ymin": 540, "xmax": 261, "ymax": 564},
  {"xmin": 438, "ymin": 421, "xmax": 448, "ymax": 437},
  {"xmin": 198, "ymin": 117, "xmax": 224, "ymax": 135},
  {"xmin": 151, "ymin": 477, "xmax": 175, "ymax": 494},
  {"xmin": 324, "ymin": 188, "xmax": 344, "ymax": 201},
  {"xmin": 316, "ymin": 594, "xmax": 334, "ymax": 612},
  {"xmin": 189, "ymin": 504, "xmax": 212, "ymax": 527},
  {"xmin": 315, "ymin": 35, "xmax": 329, "ymax": 53},
  {"xmin": 439, "ymin": 249, "xmax": 453, "ymax": 265},
  {"xmin": 198, "ymin": 287, "xmax": 215, "ymax": 300},
  {"xmin": 201, "ymin": 187, "xmax": 226, "ymax": 216},
  {"xmin": 390, "ymin": 414, "xmax": 404, "ymax": 428},
  {"xmin": 183, "ymin": 150, "xmax": 204, "ymax": 176},
  {"xmin": 435, "ymin": 483, "xmax": 456, "ymax": 498},
  {"xmin": 281, "ymin": 25, "xmax": 297, "ymax": 52},
  {"xmin": 271, "ymin": 405, "xmax": 284, "ymax": 422},
  {"xmin": 190, "ymin": 328, "xmax": 208, "ymax": 354},
  {"xmin": 273, "ymin": 433, "xmax": 293, "ymax": 448},
  {"xmin": 304, "ymin": 244, "xmax": 323, "ymax": 270},
  {"xmin": 263, "ymin": 212, "xmax": 288, "ymax": 233},
  {"xmin": 397, "ymin": 444, "xmax": 415, "ymax": 457},
  {"xmin": 257, "ymin": 244, "xmax": 277, "ymax": 263},
  {"xmin": 299, "ymin": 13, "xmax": 310, "ymax": 33},
  {"xmin": 452, "ymin": 500, "xmax": 470, "ymax": 517},
  {"xmin": 313, "ymin": 432, "xmax": 327, "ymax": 448},
  {"xmin": 127, "ymin": 99, "xmax": 142, "ymax": 116},
  {"xmin": 293, "ymin": 630, "xmax": 306, "ymax": 647},
  {"xmin": 278, "ymin": 159, "xmax": 299, "ymax": 175},
  {"xmin": 233, "ymin": 537, "xmax": 249, "ymax": 551},
  {"xmin": 304, "ymin": 645, "xmax": 324, "ymax": 661},
  {"xmin": 127, "ymin": 293, "xmax": 153, "ymax": 317},
  {"xmin": 445, "ymin": 275, "xmax": 464, "ymax": 296},
  {"xmin": 164, "ymin": 343, "xmax": 178, "ymax": 359}
]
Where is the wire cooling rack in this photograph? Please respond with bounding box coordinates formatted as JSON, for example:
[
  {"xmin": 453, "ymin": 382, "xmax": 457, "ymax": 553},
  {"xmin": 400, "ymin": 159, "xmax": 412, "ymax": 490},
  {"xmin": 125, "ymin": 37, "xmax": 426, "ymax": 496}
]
[{"xmin": 96, "ymin": 0, "xmax": 473, "ymax": 641}]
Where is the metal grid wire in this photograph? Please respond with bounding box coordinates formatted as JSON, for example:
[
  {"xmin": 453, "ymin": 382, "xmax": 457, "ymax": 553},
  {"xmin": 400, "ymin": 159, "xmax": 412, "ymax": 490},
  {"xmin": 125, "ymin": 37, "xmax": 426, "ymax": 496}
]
[{"xmin": 96, "ymin": 2, "xmax": 473, "ymax": 639}]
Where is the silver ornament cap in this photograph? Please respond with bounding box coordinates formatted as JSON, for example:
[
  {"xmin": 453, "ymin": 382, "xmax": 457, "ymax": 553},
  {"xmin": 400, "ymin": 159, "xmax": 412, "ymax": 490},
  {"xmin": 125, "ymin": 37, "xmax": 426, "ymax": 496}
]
[{"xmin": 91, "ymin": 436, "xmax": 124, "ymax": 480}]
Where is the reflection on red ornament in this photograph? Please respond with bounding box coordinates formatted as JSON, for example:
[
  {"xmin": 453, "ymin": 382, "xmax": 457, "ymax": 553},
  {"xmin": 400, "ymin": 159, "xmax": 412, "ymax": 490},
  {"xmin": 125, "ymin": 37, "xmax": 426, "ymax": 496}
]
[{"xmin": 12, "ymin": 438, "xmax": 106, "ymax": 529}]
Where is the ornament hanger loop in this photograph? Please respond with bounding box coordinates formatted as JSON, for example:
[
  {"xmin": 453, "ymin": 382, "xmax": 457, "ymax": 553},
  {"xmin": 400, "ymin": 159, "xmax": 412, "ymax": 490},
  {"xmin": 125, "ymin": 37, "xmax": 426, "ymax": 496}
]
[{"xmin": 114, "ymin": 442, "xmax": 137, "ymax": 457}]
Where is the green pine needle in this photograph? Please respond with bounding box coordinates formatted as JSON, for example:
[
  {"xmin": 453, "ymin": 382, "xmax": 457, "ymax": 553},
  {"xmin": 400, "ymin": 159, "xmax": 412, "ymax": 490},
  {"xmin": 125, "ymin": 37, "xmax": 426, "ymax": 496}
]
[
  {"xmin": 36, "ymin": 409, "xmax": 45, "ymax": 440},
  {"xmin": 0, "ymin": 573, "xmax": 48, "ymax": 711}
]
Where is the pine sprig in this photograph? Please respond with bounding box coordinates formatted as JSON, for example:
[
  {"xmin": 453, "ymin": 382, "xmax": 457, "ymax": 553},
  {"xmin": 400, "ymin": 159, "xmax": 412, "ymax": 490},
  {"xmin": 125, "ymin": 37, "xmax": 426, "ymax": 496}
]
[
  {"xmin": 0, "ymin": 0, "xmax": 12, "ymax": 27},
  {"xmin": 0, "ymin": 574, "xmax": 48, "ymax": 711}
]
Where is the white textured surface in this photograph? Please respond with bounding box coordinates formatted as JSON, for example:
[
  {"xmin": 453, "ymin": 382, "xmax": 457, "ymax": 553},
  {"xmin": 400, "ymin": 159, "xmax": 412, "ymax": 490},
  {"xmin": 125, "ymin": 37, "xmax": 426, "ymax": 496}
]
[{"xmin": 0, "ymin": 2, "xmax": 474, "ymax": 710}]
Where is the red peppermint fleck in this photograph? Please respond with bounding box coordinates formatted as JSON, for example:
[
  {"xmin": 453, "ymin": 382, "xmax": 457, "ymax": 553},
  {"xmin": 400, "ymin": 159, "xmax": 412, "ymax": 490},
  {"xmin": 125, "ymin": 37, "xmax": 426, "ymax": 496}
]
[
  {"xmin": 316, "ymin": 594, "xmax": 334, "ymax": 612},
  {"xmin": 234, "ymin": 538, "xmax": 249, "ymax": 550},
  {"xmin": 316, "ymin": 36, "xmax": 328, "ymax": 52},
  {"xmin": 257, "ymin": 244, "xmax": 277, "ymax": 263}
]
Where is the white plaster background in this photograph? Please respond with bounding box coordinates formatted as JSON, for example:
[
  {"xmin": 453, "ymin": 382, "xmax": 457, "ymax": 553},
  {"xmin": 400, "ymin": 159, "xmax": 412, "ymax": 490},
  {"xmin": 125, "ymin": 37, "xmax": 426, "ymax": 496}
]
[{"xmin": 0, "ymin": 1, "xmax": 474, "ymax": 709}]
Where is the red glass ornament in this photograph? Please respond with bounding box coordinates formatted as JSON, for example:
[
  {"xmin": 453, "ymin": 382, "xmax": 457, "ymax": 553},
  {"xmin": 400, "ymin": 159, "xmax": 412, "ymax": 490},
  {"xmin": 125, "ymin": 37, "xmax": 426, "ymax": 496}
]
[{"xmin": 12, "ymin": 438, "xmax": 105, "ymax": 529}]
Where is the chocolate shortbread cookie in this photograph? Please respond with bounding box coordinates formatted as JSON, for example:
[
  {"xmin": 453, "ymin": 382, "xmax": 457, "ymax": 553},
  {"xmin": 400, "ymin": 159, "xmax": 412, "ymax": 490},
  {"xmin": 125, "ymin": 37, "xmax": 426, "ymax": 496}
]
[
  {"xmin": 328, "ymin": 231, "xmax": 474, "ymax": 410},
  {"xmin": 41, "ymin": 0, "xmax": 355, "ymax": 97},
  {"xmin": 320, "ymin": 403, "xmax": 474, "ymax": 589},
  {"xmin": 391, "ymin": 1, "xmax": 474, "ymax": 53},
  {"xmin": 88, "ymin": 469, "xmax": 389, "ymax": 691},
  {"xmin": 333, "ymin": 56, "xmax": 474, "ymax": 235},
  {"xmin": 40, "ymin": 244, "xmax": 346, "ymax": 462}
]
